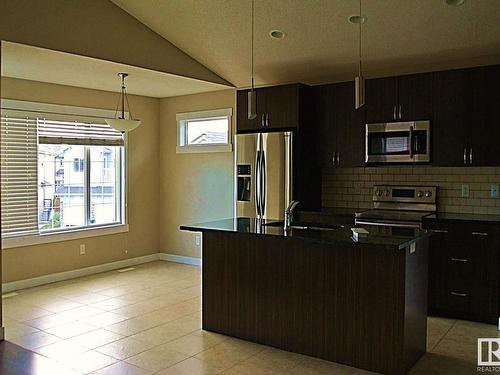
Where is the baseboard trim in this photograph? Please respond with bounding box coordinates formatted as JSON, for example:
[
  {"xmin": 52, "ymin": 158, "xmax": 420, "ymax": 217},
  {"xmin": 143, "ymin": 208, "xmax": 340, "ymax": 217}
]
[
  {"xmin": 159, "ymin": 253, "xmax": 202, "ymax": 266},
  {"xmin": 2, "ymin": 254, "xmax": 160, "ymax": 293}
]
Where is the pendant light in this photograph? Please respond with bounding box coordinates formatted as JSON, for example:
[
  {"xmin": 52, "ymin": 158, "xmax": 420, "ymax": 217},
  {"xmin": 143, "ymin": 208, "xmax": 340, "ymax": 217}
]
[
  {"xmin": 106, "ymin": 73, "xmax": 141, "ymax": 132},
  {"xmin": 354, "ymin": 0, "xmax": 365, "ymax": 109},
  {"xmin": 247, "ymin": 0, "xmax": 257, "ymax": 120}
]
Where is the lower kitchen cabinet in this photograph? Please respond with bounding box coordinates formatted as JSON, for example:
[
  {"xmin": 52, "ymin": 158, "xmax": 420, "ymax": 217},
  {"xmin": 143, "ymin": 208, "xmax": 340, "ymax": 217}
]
[{"xmin": 423, "ymin": 218, "xmax": 499, "ymax": 324}]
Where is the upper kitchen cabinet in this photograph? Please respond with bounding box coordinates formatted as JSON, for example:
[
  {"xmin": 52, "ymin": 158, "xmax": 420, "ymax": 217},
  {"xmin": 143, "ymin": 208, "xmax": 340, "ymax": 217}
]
[
  {"xmin": 431, "ymin": 68, "xmax": 470, "ymax": 166},
  {"xmin": 431, "ymin": 65, "xmax": 500, "ymax": 166},
  {"xmin": 315, "ymin": 81, "xmax": 365, "ymax": 168},
  {"xmin": 469, "ymin": 65, "xmax": 500, "ymax": 166},
  {"xmin": 365, "ymin": 73, "xmax": 433, "ymax": 124},
  {"xmin": 236, "ymin": 84, "xmax": 311, "ymax": 134}
]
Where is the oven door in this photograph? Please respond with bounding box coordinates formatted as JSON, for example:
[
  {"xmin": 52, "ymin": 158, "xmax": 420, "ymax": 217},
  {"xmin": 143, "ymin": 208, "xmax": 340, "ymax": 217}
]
[{"xmin": 365, "ymin": 121, "xmax": 430, "ymax": 163}]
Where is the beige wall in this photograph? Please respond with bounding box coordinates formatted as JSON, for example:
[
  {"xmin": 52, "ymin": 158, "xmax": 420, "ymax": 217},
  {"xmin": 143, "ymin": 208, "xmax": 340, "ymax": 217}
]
[
  {"xmin": 1, "ymin": 77, "xmax": 160, "ymax": 282},
  {"xmin": 0, "ymin": 0, "xmax": 230, "ymax": 86},
  {"xmin": 323, "ymin": 166, "xmax": 500, "ymax": 215},
  {"xmin": 159, "ymin": 90, "xmax": 236, "ymax": 258}
]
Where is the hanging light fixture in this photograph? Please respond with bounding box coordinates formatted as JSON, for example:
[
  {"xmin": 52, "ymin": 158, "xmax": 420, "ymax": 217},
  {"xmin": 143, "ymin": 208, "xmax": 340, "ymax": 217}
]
[
  {"xmin": 353, "ymin": 0, "xmax": 366, "ymax": 109},
  {"xmin": 106, "ymin": 73, "xmax": 141, "ymax": 132},
  {"xmin": 247, "ymin": 0, "xmax": 257, "ymax": 120}
]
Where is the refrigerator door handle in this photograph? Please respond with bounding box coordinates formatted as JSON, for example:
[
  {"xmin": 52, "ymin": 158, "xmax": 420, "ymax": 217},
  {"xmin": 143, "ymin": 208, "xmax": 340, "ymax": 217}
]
[
  {"xmin": 260, "ymin": 150, "xmax": 266, "ymax": 216},
  {"xmin": 255, "ymin": 150, "xmax": 262, "ymax": 217}
]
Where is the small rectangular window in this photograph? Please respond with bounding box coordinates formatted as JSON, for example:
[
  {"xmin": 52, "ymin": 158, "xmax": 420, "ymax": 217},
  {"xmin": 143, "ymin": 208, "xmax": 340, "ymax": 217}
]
[{"xmin": 176, "ymin": 108, "xmax": 232, "ymax": 153}]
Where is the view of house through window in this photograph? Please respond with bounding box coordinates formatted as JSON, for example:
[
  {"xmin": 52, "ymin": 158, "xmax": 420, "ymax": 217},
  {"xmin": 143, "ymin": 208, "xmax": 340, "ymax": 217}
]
[
  {"xmin": 38, "ymin": 144, "xmax": 122, "ymax": 231},
  {"xmin": 176, "ymin": 108, "xmax": 232, "ymax": 153},
  {"xmin": 185, "ymin": 117, "xmax": 229, "ymax": 145}
]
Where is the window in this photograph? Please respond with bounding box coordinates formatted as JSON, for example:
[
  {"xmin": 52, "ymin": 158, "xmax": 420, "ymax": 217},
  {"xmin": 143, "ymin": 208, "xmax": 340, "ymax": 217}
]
[
  {"xmin": 73, "ymin": 157, "xmax": 84, "ymax": 172},
  {"xmin": 1, "ymin": 100, "xmax": 126, "ymax": 243},
  {"xmin": 176, "ymin": 108, "xmax": 232, "ymax": 153}
]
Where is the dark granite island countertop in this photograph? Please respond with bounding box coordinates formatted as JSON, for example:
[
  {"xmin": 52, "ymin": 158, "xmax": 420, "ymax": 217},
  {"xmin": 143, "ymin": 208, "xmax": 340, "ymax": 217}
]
[{"xmin": 180, "ymin": 217, "xmax": 431, "ymax": 250}]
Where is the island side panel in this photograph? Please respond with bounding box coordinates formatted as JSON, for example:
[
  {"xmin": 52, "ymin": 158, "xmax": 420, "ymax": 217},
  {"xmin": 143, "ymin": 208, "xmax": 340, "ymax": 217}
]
[{"xmin": 402, "ymin": 238, "xmax": 429, "ymax": 373}]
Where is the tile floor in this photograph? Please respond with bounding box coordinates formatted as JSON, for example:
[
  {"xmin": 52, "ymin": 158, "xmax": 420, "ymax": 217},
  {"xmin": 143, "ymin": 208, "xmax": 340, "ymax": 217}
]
[{"xmin": 1, "ymin": 260, "xmax": 494, "ymax": 374}]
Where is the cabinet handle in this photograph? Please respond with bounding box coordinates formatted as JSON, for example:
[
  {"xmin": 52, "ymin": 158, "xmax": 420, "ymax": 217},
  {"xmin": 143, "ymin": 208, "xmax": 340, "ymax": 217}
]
[
  {"xmin": 451, "ymin": 257, "xmax": 468, "ymax": 262},
  {"xmin": 433, "ymin": 229, "xmax": 449, "ymax": 233},
  {"xmin": 469, "ymin": 148, "xmax": 473, "ymax": 164},
  {"xmin": 463, "ymin": 148, "xmax": 467, "ymax": 164},
  {"xmin": 471, "ymin": 231, "xmax": 488, "ymax": 236},
  {"xmin": 332, "ymin": 153, "xmax": 336, "ymax": 166},
  {"xmin": 393, "ymin": 105, "xmax": 397, "ymax": 120},
  {"xmin": 261, "ymin": 114, "xmax": 265, "ymax": 127},
  {"xmin": 337, "ymin": 152, "xmax": 340, "ymax": 166},
  {"xmin": 450, "ymin": 292, "xmax": 467, "ymax": 297},
  {"xmin": 398, "ymin": 105, "xmax": 402, "ymax": 120},
  {"xmin": 265, "ymin": 113, "xmax": 269, "ymax": 127}
]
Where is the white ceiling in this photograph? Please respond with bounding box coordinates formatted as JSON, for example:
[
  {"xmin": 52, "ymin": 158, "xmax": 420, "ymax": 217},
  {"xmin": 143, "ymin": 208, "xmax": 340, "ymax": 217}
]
[
  {"xmin": 1, "ymin": 41, "xmax": 233, "ymax": 98},
  {"xmin": 111, "ymin": 0, "xmax": 500, "ymax": 88}
]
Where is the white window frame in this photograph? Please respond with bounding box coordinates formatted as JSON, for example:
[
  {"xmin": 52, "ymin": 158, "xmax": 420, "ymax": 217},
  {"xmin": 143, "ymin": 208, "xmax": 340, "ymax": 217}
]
[
  {"xmin": 176, "ymin": 108, "xmax": 233, "ymax": 154},
  {"xmin": 1, "ymin": 99, "xmax": 129, "ymax": 249}
]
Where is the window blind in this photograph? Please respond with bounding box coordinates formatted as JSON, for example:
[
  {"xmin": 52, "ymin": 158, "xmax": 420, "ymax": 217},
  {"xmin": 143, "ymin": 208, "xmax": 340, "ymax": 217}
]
[
  {"xmin": 0, "ymin": 114, "xmax": 39, "ymax": 237},
  {"xmin": 38, "ymin": 118, "xmax": 124, "ymax": 146}
]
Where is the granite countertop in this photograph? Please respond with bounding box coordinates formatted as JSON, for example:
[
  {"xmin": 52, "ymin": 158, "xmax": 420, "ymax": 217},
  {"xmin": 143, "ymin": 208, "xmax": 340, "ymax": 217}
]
[
  {"xmin": 424, "ymin": 212, "xmax": 500, "ymax": 224},
  {"xmin": 180, "ymin": 217, "xmax": 431, "ymax": 250}
]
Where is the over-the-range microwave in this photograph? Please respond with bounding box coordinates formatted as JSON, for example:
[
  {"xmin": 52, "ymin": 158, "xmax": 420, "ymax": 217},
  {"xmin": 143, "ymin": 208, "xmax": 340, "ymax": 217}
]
[{"xmin": 365, "ymin": 120, "xmax": 430, "ymax": 163}]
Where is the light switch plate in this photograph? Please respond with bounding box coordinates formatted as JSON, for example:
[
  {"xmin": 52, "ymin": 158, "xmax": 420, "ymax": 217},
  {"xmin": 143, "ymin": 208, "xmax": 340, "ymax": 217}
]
[
  {"xmin": 491, "ymin": 184, "xmax": 499, "ymax": 198},
  {"xmin": 461, "ymin": 184, "xmax": 470, "ymax": 198}
]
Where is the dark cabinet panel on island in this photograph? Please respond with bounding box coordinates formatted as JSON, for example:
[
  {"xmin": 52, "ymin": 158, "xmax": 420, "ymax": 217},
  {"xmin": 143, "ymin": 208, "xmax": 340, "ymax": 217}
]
[
  {"xmin": 236, "ymin": 84, "xmax": 309, "ymax": 133},
  {"xmin": 424, "ymin": 218, "xmax": 500, "ymax": 324}
]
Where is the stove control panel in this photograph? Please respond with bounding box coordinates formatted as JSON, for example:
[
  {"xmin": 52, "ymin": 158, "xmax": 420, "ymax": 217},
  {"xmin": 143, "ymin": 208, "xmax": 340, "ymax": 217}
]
[{"xmin": 373, "ymin": 185, "xmax": 437, "ymax": 204}]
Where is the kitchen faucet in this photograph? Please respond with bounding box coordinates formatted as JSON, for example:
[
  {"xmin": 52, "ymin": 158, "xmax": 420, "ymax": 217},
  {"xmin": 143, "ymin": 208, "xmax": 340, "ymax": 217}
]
[{"xmin": 284, "ymin": 200, "xmax": 300, "ymax": 231}]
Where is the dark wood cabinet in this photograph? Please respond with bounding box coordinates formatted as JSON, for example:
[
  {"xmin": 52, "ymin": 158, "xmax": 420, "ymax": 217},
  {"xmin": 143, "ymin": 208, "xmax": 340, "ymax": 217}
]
[
  {"xmin": 315, "ymin": 82, "xmax": 365, "ymax": 168},
  {"xmin": 431, "ymin": 69, "xmax": 471, "ymax": 166},
  {"xmin": 236, "ymin": 84, "xmax": 309, "ymax": 133},
  {"xmin": 365, "ymin": 73, "xmax": 433, "ymax": 124},
  {"xmin": 470, "ymin": 65, "xmax": 500, "ymax": 166},
  {"xmin": 424, "ymin": 219, "xmax": 500, "ymax": 324},
  {"xmin": 431, "ymin": 65, "xmax": 500, "ymax": 166},
  {"xmin": 365, "ymin": 77, "xmax": 399, "ymax": 123}
]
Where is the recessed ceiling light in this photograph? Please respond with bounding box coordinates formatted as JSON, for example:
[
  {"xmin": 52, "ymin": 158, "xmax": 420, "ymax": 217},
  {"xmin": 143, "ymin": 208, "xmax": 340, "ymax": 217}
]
[
  {"xmin": 446, "ymin": 0, "xmax": 465, "ymax": 5},
  {"xmin": 269, "ymin": 30, "xmax": 285, "ymax": 39},
  {"xmin": 348, "ymin": 15, "xmax": 367, "ymax": 24}
]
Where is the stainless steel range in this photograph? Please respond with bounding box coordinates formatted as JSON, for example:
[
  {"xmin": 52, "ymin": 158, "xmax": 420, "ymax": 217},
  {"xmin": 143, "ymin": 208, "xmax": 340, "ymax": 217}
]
[{"xmin": 355, "ymin": 185, "xmax": 437, "ymax": 229}]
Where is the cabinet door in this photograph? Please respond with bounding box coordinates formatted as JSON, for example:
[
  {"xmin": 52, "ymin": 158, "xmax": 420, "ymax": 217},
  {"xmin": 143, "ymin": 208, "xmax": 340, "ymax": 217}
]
[
  {"xmin": 397, "ymin": 72, "xmax": 433, "ymax": 121},
  {"xmin": 334, "ymin": 82, "xmax": 365, "ymax": 167},
  {"xmin": 365, "ymin": 77, "xmax": 398, "ymax": 123},
  {"xmin": 261, "ymin": 84, "xmax": 299, "ymax": 131},
  {"xmin": 236, "ymin": 90, "xmax": 263, "ymax": 133},
  {"xmin": 314, "ymin": 85, "xmax": 337, "ymax": 167},
  {"xmin": 431, "ymin": 69, "xmax": 470, "ymax": 166},
  {"xmin": 470, "ymin": 65, "xmax": 500, "ymax": 166}
]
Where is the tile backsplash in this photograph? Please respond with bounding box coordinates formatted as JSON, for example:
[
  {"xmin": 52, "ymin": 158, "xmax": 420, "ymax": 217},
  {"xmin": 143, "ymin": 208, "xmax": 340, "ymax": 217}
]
[{"xmin": 322, "ymin": 166, "xmax": 500, "ymax": 215}]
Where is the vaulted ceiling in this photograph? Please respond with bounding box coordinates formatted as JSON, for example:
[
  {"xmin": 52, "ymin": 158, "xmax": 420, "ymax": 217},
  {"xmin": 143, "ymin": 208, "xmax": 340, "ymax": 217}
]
[{"xmin": 111, "ymin": 0, "xmax": 500, "ymax": 88}]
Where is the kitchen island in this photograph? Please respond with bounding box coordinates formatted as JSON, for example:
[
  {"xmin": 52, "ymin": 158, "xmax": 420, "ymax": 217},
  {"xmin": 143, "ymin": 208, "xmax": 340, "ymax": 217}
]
[{"xmin": 180, "ymin": 218, "xmax": 431, "ymax": 375}]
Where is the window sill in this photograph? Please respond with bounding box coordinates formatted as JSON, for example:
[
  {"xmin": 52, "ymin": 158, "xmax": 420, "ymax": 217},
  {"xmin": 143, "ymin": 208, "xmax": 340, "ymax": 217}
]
[
  {"xmin": 176, "ymin": 144, "xmax": 233, "ymax": 154},
  {"xmin": 2, "ymin": 224, "xmax": 129, "ymax": 249}
]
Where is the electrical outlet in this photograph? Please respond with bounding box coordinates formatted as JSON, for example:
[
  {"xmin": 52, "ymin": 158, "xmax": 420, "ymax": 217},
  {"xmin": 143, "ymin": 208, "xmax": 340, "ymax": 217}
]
[
  {"xmin": 195, "ymin": 234, "xmax": 201, "ymax": 246},
  {"xmin": 491, "ymin": 184, "xmax": 499, "ymax": 198},
  {"xmin": 124, "ymin": 249, "xmax": 128, "ymax": 254},
  {"xmin": 79, "ymin": 244, "xmax": 86, "ymax": 255},
  {"xmin": 461, "ymin": 184, "xmax": 470, "ymax": 198}
]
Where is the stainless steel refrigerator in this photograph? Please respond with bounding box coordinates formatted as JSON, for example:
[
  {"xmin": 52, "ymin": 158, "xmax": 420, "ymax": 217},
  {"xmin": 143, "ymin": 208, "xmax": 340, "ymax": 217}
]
[{"xmin": 235, "ymin": 132, "xmax": 292, "ymax": 220}]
